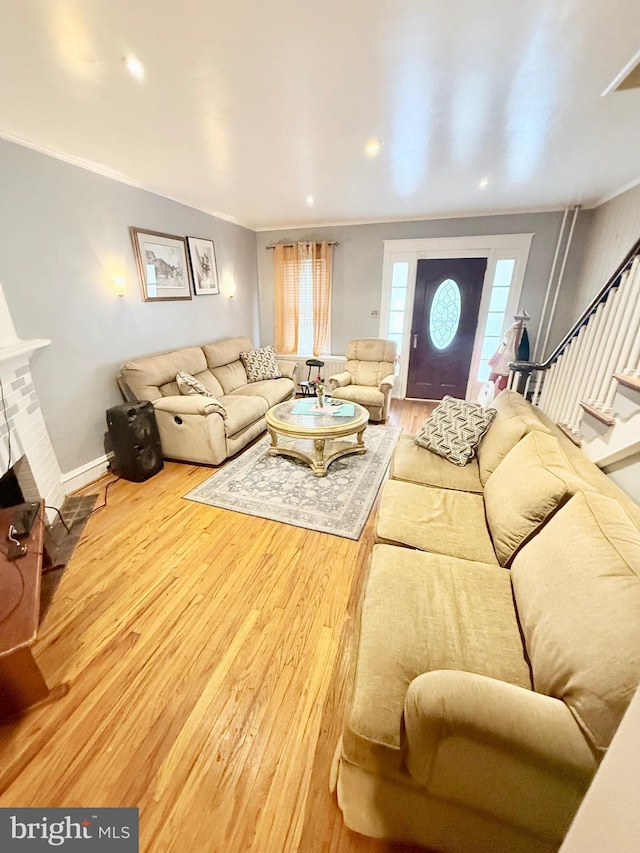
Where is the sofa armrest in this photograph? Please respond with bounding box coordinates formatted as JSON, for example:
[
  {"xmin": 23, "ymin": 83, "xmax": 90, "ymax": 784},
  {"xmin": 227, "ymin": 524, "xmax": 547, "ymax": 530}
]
[
  {"xmin": 379, "ymin": 373, "xmax": 395, "ymax": 392},
  {"xmin": 328, "ymin": 371, "xmax": 352, "ymax": 390},
  {"xmin": 404, "ymin": 670, "xmax": 598, "ymax": 839},
  {"xmin": 152, "ymin": 395, "xmax": 223, "ymax": 417},
  {"xmin": 276, "ymin": 360, "xmax": 299, "ymax": 381},
  {"xmin": 405, "ymin": 670, "xmax": 597, "ymax": 787}
]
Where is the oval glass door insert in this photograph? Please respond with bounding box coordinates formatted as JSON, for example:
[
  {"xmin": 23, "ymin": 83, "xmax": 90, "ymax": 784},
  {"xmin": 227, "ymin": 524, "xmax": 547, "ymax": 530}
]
[{"xmin": 430, "ymin": 278, "xmax": 461, "ymax": 349}]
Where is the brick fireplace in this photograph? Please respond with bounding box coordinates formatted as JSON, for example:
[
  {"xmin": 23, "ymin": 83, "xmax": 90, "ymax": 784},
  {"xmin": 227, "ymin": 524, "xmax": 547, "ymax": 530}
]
[{"xmin": 0, "ymin": 283, "xmax": 66, "ymax": 514}]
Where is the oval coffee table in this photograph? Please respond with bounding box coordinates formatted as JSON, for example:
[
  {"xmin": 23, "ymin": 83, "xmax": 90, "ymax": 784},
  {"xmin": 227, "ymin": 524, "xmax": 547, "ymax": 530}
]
[{"xmin": 265, "ymin": 399, "xmax": 369, "ymax": 477}]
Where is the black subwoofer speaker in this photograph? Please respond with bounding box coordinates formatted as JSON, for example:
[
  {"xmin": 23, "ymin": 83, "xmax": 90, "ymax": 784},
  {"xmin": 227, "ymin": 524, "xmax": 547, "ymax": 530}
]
[{"xmin": 106, "ymin": 401, "xmax": 164, "ymax": 482}]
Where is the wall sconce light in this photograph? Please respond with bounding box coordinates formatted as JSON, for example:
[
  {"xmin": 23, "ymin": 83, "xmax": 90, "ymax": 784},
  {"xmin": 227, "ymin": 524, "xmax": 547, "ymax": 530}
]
[
  {"xmin": 228, "ymin": 280, "xmax": 236, "ymax": 298},
  {"xmin": 113, "ymin": 275, "xmax": 126, "ymax": 298}
]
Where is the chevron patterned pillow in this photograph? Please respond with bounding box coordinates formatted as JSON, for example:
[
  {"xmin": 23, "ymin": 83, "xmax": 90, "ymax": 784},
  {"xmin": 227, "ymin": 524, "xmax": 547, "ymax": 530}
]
[
  {"xmin": 415, "ymin": 396, "xmax": 497, "ymax": 466},
  {"xmin": 240, "ymin": 346, "xmax": 283, "ymax": 382}
]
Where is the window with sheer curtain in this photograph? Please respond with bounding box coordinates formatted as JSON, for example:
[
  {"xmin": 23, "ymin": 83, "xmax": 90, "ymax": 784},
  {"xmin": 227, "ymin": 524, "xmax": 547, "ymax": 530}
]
[{"xmin": 274, "ymin": 242, "xmax": 333, "ymax": 357}]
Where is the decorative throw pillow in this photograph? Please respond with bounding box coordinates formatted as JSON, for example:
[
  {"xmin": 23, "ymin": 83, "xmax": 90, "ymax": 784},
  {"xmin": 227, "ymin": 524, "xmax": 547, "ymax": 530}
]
[
  {"xmin": 175, "ymin": 372, "xmax": 226, "ymax": 417},
  {"xmin": 240, "ymin": 346, "xmax": 282, "ymax": 383},
  {"xmin": 415, "ymin": 396, "xmax": 497, "ymax": 466}
]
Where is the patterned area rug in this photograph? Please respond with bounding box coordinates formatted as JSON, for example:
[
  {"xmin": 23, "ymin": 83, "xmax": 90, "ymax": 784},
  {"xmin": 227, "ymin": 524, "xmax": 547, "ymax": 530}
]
[{"xmin": 184, "ymin": 425, "xmax": 402, "ymax": 540}]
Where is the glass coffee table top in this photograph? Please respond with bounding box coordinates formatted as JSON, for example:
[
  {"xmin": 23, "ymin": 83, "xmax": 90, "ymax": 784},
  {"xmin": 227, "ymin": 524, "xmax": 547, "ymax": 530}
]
[{"xmin": 267, "ymin": 398, "xmax": 368, "ymax": 434}]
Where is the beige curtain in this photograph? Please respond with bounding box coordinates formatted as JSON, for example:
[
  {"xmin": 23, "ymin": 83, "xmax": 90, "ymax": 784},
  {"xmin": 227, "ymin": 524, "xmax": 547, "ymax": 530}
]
[
  {"xmin": 274, "ymin": 244, "xmax": 298, "ymax": 354},
  {"xmin": 310, "ymin": 242, "xmax": 332, "ymax": 357},
  {"xmin": 273, "ymin": 241, "xmax": 333, "ymax": 357}
]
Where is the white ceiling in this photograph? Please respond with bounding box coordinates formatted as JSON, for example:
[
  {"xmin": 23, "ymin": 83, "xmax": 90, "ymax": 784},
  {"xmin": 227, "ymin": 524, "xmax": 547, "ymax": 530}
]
[{"xmin": 2, "ymin": 0, "xmax": 639, "ymax": 230}]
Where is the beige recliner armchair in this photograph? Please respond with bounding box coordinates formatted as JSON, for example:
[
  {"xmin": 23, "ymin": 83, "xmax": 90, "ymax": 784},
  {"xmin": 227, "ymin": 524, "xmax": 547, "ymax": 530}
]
[{"xmin": 328, "ymin": 339, "xmax": 397, "ymax": 422}]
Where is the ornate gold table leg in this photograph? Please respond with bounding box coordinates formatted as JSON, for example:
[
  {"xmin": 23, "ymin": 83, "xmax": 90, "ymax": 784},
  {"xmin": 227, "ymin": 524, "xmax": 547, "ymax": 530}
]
[
  {"xmin": 313, "ymin": 438, "xmax": 328, "ymax": 477},
  {"xmin": 267, "ymin": 427, "xmax": 279, "ymax": 456}
]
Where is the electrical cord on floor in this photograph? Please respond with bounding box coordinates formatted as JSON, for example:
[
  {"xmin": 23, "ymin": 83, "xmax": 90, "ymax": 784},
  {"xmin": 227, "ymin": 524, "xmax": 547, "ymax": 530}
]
[
  {"xmin": 90, "ymin": 476, "xmax": 121, "ymax": 515},
  {"xmin": 45, "ymin": 504, "xmax": 71, "ymax": 534}
]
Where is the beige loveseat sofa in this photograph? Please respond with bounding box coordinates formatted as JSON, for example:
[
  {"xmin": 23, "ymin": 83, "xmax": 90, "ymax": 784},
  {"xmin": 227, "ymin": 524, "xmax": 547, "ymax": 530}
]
[
  {"xmin": 333, "ymin": 390, "xmax": 640, "ymax": 853},
  {"xmin": 119, "ymin": 336, "xmax": 296, "ymax": 465}
]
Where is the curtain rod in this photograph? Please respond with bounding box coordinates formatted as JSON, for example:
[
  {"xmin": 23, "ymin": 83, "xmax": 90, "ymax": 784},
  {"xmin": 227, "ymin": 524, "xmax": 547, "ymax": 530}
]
[{"xmin": 265, "ymin": 241, "xmax": 339, "ymax": 249}]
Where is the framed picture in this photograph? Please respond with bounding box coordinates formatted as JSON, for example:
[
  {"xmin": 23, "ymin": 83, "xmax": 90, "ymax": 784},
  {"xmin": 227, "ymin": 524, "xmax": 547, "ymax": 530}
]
[
  {"xmin": 130, "ymin": 228, "xmax": 193, "ymax": 302},
  {"xmin": 187, "ymin": 236, "xmax": 220, "ymax": 295}
]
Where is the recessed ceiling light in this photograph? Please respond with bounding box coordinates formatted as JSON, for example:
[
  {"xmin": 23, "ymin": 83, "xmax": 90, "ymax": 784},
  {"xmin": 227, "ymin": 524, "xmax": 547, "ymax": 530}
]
[
  {"xmin": 306, "ymin": 195, "xmax": 315, "ymax": 206},
  {"xmin": 478, "ymin": 177, "xmax": 490, "ymax": 190},
  {"xmin": 365, "ymin": 139, "xmax": 382, "ymax": 158},
  {"xmin": 124, "ymin": 56, "xmax": 145, "ymax": 80}
]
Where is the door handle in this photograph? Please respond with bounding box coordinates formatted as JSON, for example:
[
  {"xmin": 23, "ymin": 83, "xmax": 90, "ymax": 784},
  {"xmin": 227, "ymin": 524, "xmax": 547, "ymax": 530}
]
[{"xmin": 412, "ymin": 334, "xmax": 418, "ymax": 349}]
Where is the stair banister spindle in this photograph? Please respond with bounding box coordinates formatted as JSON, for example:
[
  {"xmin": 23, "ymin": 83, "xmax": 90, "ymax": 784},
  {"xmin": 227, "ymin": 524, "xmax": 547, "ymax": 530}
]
[
  {"xmin": 623, "ymin": 284, "xmax": 640, "ymax": 373},
  {"xmin": 550, "ymin": 337, "xmax": 581, "ymax": 421},
  {"xmin": 523, "ymin": 372, "xmax": 533, "ymax": 399},
  {"xmin": 584, "ymin": 267, "xmax": 634, "ymax": 408},
  {"xmin": 543, "ymin": 351, "xmax": 569, "ymax": 418},
  {"xmin": 537, "ymin": 352, "xmax": 563, "ymax": 409},
  {"xmin": 570, "ymin": 284, "xmax": 625, "ymax": 429},
  {"xmin": 603, "ymin": 258, "xmax": 640, "ymax": 409},
  {"xmin": 548, "ymin": 332, "xmax": 580, "ymax": 421},
  {"xmin": 558, "ymin": 325, "xmax": 591, "ymax": 424},
  {"xmin": 566, "ymin": 301, "xmax": 609, "ymax": 429},
  {"xmin": 592, "ymin": 262, "xmax": 638, "ymax": 405},
  {"xmin": 532, "ymin": 372, "xmax": 544, "ymax": 406},
  {"xmin": 560, "ymin": 320, "xmax": 597, "ymax": 424}
]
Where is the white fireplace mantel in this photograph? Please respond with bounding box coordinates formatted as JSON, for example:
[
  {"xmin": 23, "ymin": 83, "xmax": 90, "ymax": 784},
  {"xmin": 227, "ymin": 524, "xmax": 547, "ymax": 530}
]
[
  {"xmin": 0, "ymin": 338, "xmax": 51, "ymax": 374},
  {"xmin": 0, "ymin": 281, "xmax": 51, "ymax": 372}
]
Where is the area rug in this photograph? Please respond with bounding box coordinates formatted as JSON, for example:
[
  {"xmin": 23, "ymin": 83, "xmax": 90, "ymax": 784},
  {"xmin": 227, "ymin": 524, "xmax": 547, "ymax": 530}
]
[{"xmin": 184, "ymin": 425, "xmax": 402, "ymax": 540}]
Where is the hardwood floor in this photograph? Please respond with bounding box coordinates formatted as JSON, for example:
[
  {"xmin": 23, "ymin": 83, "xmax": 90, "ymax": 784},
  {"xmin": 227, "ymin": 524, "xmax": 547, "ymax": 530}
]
[{"xmin": 0, "ymin": 399, "xmax": 433, "ymax": 852}]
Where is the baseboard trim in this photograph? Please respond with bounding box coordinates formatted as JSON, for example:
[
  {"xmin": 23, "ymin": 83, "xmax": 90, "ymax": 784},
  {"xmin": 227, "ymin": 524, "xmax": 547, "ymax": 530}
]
[{"xmin": 62, "ymin": 454, "xmax": 111, "ymax": 494}]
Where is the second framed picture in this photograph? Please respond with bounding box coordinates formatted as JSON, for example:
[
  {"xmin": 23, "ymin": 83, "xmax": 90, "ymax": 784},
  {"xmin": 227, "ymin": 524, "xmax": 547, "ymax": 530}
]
[{"xmin": 187, "ymin": 237, "xmax": 220, "ymax": 295}]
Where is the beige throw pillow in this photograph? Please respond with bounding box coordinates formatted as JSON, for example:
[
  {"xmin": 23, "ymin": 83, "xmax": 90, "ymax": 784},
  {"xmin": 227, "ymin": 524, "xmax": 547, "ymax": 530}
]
[
  {"xmin": 484, "ymin": 431, "xmax": 593, "ymax": 566},
  {"xmin": 240, "ymin": 346, "xmax": 282, "ymax": 382},
  {"xmin": 415, "ymin": 396, "xmax": 496, "ymax": 466},
  {"xmin": 175, "ymin": 371, "xmax": 226, "ymax": 417}
]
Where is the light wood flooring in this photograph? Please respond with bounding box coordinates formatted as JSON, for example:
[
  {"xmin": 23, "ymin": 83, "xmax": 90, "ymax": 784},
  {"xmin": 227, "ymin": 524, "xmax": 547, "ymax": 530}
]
[{"xmin": 0, "ymin": 400, "xmax": 433, "ymax": 852}]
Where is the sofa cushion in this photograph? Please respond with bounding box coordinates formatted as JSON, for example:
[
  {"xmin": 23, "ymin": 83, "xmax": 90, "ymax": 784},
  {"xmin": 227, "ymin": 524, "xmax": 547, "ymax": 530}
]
[
  {"xmin": 415, "ymin": 396, "xmax": 496, "ymax": 466},
  {"xmin": 476, "ymin": 390, "xmax": 552, "ymax": 485},
  {"xmin": 391, "ymin": 433, "xmax": 483, "ymax": 492},
  {"xmin": 511, "ymin": 491, "xmax": 640, "ymax": 754},
  {"xmin": 240, "ymin": 345, "xmax": 282, "ymax": 382},
  {"xmin": 230, "ymin": 377, "xmax": 294, "ymax": 408},
  {"xmin": 331, "ymin": 384, "xmax": 384, "ymax": 411},
  {"xmin": 484, "ymin": 431, "xmax": 592, "ymax": 566},
  {"xmin": 344, "ymin": 545, "xmax": 531, "ymax": 776},
  {"xmin": 375, "ymin": 480, "xmax": 499, "ymax": 564},
  {"xmin": 219, "ymin": 394, "xmax": 268, "ymax": 436},
  {"xmin": 203, "ymin": 337, "xmax": 253, "ymax": 393}
]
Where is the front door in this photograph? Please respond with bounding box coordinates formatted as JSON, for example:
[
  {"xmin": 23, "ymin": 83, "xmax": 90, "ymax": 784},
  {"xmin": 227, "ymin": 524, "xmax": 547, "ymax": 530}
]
[{"xmin": 407, "ymin": 258, "xmax": 487, "ymax": 399}]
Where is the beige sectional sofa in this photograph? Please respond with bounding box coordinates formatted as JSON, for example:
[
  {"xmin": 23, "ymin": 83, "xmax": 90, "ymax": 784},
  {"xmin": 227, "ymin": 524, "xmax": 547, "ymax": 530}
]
[
  {"xmin": 333, "ymin": 390, "xmax": 640, "ymax": 853},
  {"xmin": 119, "ymin": 336, "xmax": 297, "ymax": 465}
]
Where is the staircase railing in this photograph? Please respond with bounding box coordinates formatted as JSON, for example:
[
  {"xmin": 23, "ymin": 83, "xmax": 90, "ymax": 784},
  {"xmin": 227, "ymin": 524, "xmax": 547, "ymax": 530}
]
[{"xmin": 508, "ymin": 236, "xmax": 640, "ymax": 437}]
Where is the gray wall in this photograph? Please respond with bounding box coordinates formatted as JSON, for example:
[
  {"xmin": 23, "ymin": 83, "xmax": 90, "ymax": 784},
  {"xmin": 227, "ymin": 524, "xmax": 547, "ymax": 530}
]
[
  {"xmin": 257, "ymin": 210, "xmax": 590, "ymax": 360},
  {"xmin": 0, "ymin": 138, "xmax": 259, "ymax": 474}
]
